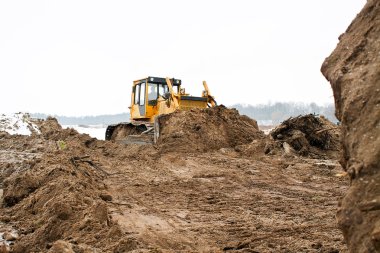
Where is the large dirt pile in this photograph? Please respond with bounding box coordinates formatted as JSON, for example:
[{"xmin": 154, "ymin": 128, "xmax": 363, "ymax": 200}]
[
  {"xmin": 268, "ymin": 114, "xmax": 340, "ymax": 159},
  {"xmin": 321, "ymin": 0, "xmax": 380, "ymax": 252},
  {"xmin": 156, "ymin": 105, "xmax": 265, "ymax": 153},
  {"xmin": 0, "ymin": 118, "xmax": 142, "ymax": 252}
]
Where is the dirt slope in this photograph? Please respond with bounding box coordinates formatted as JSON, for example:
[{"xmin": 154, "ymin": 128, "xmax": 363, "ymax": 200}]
[
  {"xmin": 156, "ymin": 105, "xmax": 265, "ymax": 153},
  {"xmin": 0, "ymin": 119, "xmax": 131, "ymax": 252},
  {"xmin": 321, "ymin": 0, "xmax": 380, "ymax": 252},
  {"xmin": 0, "ymin": 110, "xmax": 348, "ymax": 252}
]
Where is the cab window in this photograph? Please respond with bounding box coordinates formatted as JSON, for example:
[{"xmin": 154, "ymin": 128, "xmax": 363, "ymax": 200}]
[
  {"xmin": 139, "ymin": 82, "xmax": 145, "ymax": 105},
  {"xmin": 148, "ymin": 83, "xmax": 158, "ymax": 102},
  {"xmin": 134, "ymin": 84, "xmax": 140, "ymax": 105},
  {"xmin": 158, "ymin": 84, "xmax": 164, "ymax": 96},
  {"xmin": 158, "ymin": 84, "xmax": 169, "ymax": 96}
]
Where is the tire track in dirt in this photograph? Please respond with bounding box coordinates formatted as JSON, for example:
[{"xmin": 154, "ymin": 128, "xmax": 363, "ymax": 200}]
[{"xmin": 105, "ymin": 151, "xmax": 348, "ymax": 252}]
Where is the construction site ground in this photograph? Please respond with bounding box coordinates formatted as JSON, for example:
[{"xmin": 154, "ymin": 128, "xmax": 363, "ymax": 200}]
[
  {"xmin": 0, "ymin": 109, "xmax": 348, "ymax": 253},
  {"xmin": 106, "ymin": 150, "xmax": 347, "ymax": 252}
]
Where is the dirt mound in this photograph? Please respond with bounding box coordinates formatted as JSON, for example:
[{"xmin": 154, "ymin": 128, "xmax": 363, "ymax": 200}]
[
  {"xmin": 156, "ymin": 105, "xmax": 265, "ymax": 153},
  {"xmin": 321, "ymin": 0, "xmax": 380, "ymax": 252},
  {"xmin": 267, "ymin": 114, "xmax": 340, "ymax": 159},
  {"xmin": 0, "ymin": 119, "xmax": 142, "ymax": 252},
  {"xmin": 1, "ymin": 153, "xmax": 127, "ymax": 253}
]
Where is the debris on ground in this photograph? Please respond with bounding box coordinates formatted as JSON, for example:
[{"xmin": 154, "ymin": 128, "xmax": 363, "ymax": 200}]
[{"xmin": 266, "ymin": 114, "xmax": 340, "ymax": 159}]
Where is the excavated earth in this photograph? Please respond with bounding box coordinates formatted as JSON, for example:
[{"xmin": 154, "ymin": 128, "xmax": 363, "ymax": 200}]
[
  {"xmin": 268, "ymin": 114, "xmax": 341, "ymax": 160},
  {"xmin": 321, "ymin": 0, "xmax": 380, "ymax": 252},
  {"xmin": 0, "ymin": 107, "xmax": 349, "ymax": 253},
  {"xmin": 156, "ymin": 105, "xmax": 265, "ymax": 153}
]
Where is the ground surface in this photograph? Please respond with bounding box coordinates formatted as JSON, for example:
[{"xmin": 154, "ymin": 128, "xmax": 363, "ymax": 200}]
[
  {"xmin": 0, "ymin": 111, "xmax": 349, "ymax": 252},
  {"xmin": 107, "ymin": 150, "xmax": 347, "ymax": 252}
]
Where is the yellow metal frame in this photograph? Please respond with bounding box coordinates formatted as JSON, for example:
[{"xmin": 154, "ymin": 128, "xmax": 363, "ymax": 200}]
[{"xmin": 129, "ymin": 77, "xmax": 216, "ymax": 124}]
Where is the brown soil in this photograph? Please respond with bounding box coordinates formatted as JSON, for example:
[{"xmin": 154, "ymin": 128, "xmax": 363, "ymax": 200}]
[
  {"xmin": 321, "ymin": 0, "xmax": 380, "ymax": 252},
  {"xmin": 0, "ymin": 119, "xmax": 131, "ymax": 252},
  {"xmin": 267, "ymin": 114, "xmax": 341, "ymax": 159},
  {"xmin": 157, "ymin": 105, "xmax": 265, "ymax": 153},
  {"xmin": 0, "ymin": 109, "xmax": 349, "ymax": 252}
]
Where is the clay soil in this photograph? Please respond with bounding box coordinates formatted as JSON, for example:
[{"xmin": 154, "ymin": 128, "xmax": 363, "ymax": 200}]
[
  {"xmin": 0, "ymin": 108, "xmax": 349, "ymax": 253},
  {"xmin": 321, "ymin": 0, "xmax": 380, "ymax": 252}
]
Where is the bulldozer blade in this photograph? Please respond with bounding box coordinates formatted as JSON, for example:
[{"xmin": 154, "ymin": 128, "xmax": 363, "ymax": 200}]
[{"xmin": 105, "ymin": 122, "xmax": 153, "ymax": 144}]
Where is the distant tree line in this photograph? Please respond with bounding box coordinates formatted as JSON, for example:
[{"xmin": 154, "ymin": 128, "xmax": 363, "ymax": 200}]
[
  {"xmin": 230, "ymin": 102, "xmax": 337, "ymax": 125},
  {"xmin": 31, "ymin": 102, "xmax": 337, "ymax": 126}
]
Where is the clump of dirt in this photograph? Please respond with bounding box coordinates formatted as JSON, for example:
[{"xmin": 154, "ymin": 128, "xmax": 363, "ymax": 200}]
[
  {"xmin": 267, "ymin": 114, "xmax": 341, "ymax": 159},
  {"xmin": 38, "ymin": 116, "xmax": 77, "ymax": 141},
  {"xmin": 156, "ymin": 105, "xmax": 265, "ymax": 153},
  {"xmin": 2, "ymin": 153, "xmax": 127, "ymax": 253},
  {"xmin": 321, "ymin": 0, "xmax": 380, "ymax": 252}
]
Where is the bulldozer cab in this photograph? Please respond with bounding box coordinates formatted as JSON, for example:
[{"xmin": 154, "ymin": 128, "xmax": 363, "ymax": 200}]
[{"xmin": 131, "ymin": 77, "xmax": 181, "ymax": 122}]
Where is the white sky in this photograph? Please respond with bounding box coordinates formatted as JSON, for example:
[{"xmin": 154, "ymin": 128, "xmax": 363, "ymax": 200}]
[{"xmin": 0, "ymin": 0, "xmax": 365, "ymax": 116}]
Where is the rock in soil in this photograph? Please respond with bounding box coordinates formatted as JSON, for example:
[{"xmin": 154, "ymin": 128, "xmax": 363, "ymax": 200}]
[{"xmin": 3, "ymin": 231, "xmax": 18, "ymax": 241}]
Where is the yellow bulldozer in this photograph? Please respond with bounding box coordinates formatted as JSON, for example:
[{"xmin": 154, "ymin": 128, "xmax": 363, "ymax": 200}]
[{"xmin": 105, "ymin": 76, "xmax": 217, "ymax": 143}]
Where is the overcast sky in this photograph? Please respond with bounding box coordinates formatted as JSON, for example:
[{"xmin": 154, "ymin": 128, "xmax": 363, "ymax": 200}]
[{"xmin": 0, "ymin": 0, "xmax": 365, "ymax": 116}]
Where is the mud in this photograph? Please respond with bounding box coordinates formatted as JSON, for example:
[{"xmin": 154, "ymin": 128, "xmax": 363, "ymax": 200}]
[
  {"xmin": 321, "ymin": 0, "xmax": 380, "ymax": 252},
  {"xmin": 0, "ymin": 109, "xmax": 350, "ymax": 252}
]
